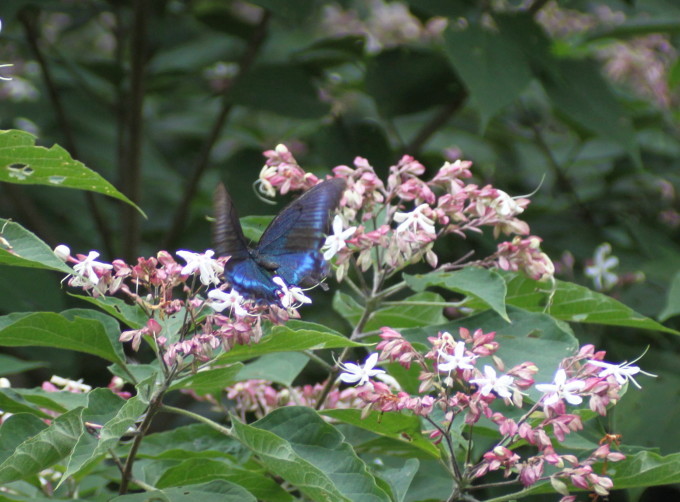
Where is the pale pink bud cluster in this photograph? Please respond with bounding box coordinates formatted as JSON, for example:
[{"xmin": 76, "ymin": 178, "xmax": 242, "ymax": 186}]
[
  {"xmin": 495, "ymin": 236, "xmax": 556, "ymax": 281},
  {"xmin": 257, "ymin": 147, "xmax": 554, "ymax": 283}
]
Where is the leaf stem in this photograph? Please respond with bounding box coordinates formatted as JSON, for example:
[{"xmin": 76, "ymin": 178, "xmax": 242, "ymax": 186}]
[{"xmin": 161, "ymin": 404, "xmax": 233, "ymax": 435}]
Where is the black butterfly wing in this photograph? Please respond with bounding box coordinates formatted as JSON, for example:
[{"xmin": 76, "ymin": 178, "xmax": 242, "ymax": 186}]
[
  {"xmin": 213, "ymin": 178, "xmax": 346, "ymax": 304},
  {"xmin": 214, "ymin": 183, "xmax": 281, "ymax": 303},
  {"xmin": 253, "ymin": 178, "xmax": 346, "ymax": 288},
  {"xmin": 213, "ymin": 183, "xmax": 250, "ymax": 261}
]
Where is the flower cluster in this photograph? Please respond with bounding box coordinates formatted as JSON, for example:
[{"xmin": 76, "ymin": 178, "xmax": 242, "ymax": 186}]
[
  {"xmin": 328, "ymin": 328, "xmax": 654, "ymax": 500},
  {"xmin": 259, "ymin": 145, "xmax": 554, "ymax": 283},
  {"xmin": 54, "ymin": 245, "xmax": 305, "ymax": 369}
]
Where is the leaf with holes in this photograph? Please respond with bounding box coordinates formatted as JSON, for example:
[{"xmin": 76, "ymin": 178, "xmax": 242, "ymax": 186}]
[{"xmin": 0, "ymin": 129, "xmax": 143, "ymax": 214}]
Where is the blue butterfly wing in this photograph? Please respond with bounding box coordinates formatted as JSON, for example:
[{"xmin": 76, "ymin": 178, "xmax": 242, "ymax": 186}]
[
  {"xmin": 213, "ymin": 183, "xmax": 280, "ymax": 303},
  {"xmin": 253, "ymin": 178, "xmax": 346, "ymax": 287},
  {"xmin": 213, "ymin": 178, "xmax": 346, "ymax": 304}
]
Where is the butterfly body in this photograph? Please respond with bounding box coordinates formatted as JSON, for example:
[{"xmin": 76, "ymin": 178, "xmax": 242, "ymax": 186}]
[{"xmin": 213, "ymin": 178, "xmax": 346, "ymax": 304}]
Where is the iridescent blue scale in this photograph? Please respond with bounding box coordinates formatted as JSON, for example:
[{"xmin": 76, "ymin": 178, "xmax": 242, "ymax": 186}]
[{"xmin": 213, "ymin": 178, "xmax": 346, "ymax": 305}]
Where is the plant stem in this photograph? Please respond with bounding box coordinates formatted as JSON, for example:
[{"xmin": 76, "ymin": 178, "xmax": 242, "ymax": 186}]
[{"xmin": 161, "ymin": 404, "xmax": 232, "ymax": 435}]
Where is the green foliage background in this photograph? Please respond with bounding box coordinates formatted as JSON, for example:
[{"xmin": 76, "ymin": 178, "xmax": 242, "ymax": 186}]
[{"xmin": 1, "ymin": 0, "xmax": 680, "ymax": 499}]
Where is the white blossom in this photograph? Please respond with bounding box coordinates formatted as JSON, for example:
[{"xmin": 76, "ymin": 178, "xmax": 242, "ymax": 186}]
[
  {"xmin": 338, "ymin": 353, "xmax": 385, "ymax": 387},
  {"xmin": 177, "ymin": 249, "xmax": 223, "ymax": 286},
  {"xmin": 321, "ymin": 215, "xmax": 356, "ymax": 260}
]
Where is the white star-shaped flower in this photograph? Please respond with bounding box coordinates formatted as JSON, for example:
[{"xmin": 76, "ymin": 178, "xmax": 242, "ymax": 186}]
[
  {"xmin": 536, "ymin": 369, "xmax": 585, "ymax": 406},
  {"xmin": 177, "ymin": 249, "xmax": 223, "ymax": 286},
  {"xmin": 321, "ymin": 215, "xmax": 356, "ymax": 260},
  {"xmin": 208, "ymin": 288, "xmax": 248, "ymax": 317},
  {"xmin": 437, "ymin": 342, "xmax": 478, "ymax": 373},
  {"xmin": 338, "ymin": 353, "xmax": 385, "ymax": 387},
  {"xmin": 587, "ymin": 357, "xmax": 656, "ymax": 390},
  {"xmin": 584, "ymin": 243, "xmax": 619, "ymax": 291},
  {"xmin": 272, "ymin": 276, "xmax": 312, "ymax": 309},
  {"xmin": 393, "ymin": 203, "xmax": 436, "ymax": 235},
  {"xmin": 469, "ymin": 365, "xmax": 516, "ymax": 399},
  {"xmin": 72, "ymin": 251, "xmax": 113, "ymax": 286}
]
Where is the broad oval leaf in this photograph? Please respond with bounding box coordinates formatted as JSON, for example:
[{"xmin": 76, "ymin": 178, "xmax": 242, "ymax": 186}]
[
  {"xmin": 0, "ymin": 218, "xmax": 72, "ymax": 273},
  {"xmin": 0, "ymin": 309, "xmax": 126, "ymax": 364},
  {"xmin": 502, "ymin": 274, "xmax": 679, "ymax": 335},
  {"xmin": 0, "ymin": 130, "xmax": 142, "ymax": 213},
  {"xmin": 232, "ymin": 406, "xmax": 391, "ymax": 502},
  {"xmin": 404, "ymin": 267, "xmax": 509, "ymax": 322},
  {"xmin": 216, "ymin": 320, "xmax": 364, "ymax": 364},
  {"xmin": 320, "ymin": 408, "xmax": 439, "ymax": 458}
]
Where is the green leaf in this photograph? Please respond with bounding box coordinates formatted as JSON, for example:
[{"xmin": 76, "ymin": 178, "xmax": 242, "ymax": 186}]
[
  {"xmin": 365, "ymin": 47, "xmax": 465, "ymax": 117},
  {"xmin": 0, "ymin": 218, "xmax": 72, "ymax": 273},
  {"xmin": 236, "ymin": 352, "xmax": 309, "ymax": 387},
  {"xmin": 156, "ymin": 458, "xmax": 293, "ymax": 502},
  {"xmin": 0, "ymin": 414, "xmax": 48, "ymax": 464},
  {"xmin": 139, "ymin": 424, "xmax": 245, "ymax": 460},
  {"xmin": 0, "ymin": 353, "xmax": 44, "ymax": 376},
  {"xmin": 169, "ymin": 364, "xmax": 244, "ymax": 395},
  {"xmin": 378, "ymin": 458, "xmax": 420, "ymax": 502},
  {"xmin": 110, "ymin": 480, "xmax": 257, "ymax": 502},
  {"xmin": 334, "ymin": 291, "xmax": 447, "ymax": 330},
  {"xmin": 0, "ymin": 389, "xmax": 52, "ymax": 419},
  {"xmin": 293, "ymin": 36, "xmax": 365, "ymax": 68},
  {"xmin": 320, "ymin": 409, "xmax": 439, "ymax": 458},
  {"xmin": 404, "ymin": 267, "xmax": 510, "ymax": 322},
  {"xmin": 0, "ymin": 309, "xmax": 126, "ymax": 364},
  {"xmin": 216, "ymin": 320, "xmax": 363, "ymax": 364},
  {"xmin": 540, "ymin": 59, "xmax": 639, "ymax": 163},
  {"xmin": 1, "ymin": 388, "xmax": 88, "ymax": 414},
  {"xmin": 0, "ymin": 130, "xmax": 142, "ymax": 213},
  {"xmin": 60, "ymin": 390, "xmax": 149, "ymax": 484},
  {"xmin": 503, "ymin": 274, "xmax": 679, "ymax": 335},
  {"xmin": 610, "ymin": 450, "xmax": 680, "ymax": 489},
  {"xmin": 0, "ymin": 408, "xmax": 84, "ymax": 484},
  {"xmin": 232, "ymin": 406, "xmax": 390, "ymax": 502},
  {"xmin": 70, "ymin": 294, "xmax": 148, "ymax": 329},
  {"xmin": 232, "ymin": 64, "xmax": 329, "ymax": 119},
  {"xmin": 368, "ymin": 292, "xmax": 448, "ymax": 330},
  {"xmin": 444, "ymin": 21, "xmax": 532, "ymax": 128}
]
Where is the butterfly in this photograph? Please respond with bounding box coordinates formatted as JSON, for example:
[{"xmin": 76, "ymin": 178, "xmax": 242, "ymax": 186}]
[{"xmin": 213, "ymin": 178, "xmax": 346, "ymax": 305}]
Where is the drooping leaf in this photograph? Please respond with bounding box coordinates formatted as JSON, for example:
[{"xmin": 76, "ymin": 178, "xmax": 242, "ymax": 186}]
[
  {"xmin": 0, "ymin": 130, "xmax": 142, "ymax": 213},
  {"xmin": 502, "ymin": 274, "xmax": 679, "ymax": 335},
  {"xmin": 404, "ymin": 267, "xmax": 509, "ymax": 322},
  {"xmin": 232, "ymin": 65, "xmax": 329, "ymax": 119},
  {"xmin": 444, "ymin": 21, "xmax": 532, "ymax": 128},
  {"xmin": 320, "ymin": 409, "xmax": 439, "ymax": 458},
  {"xmin": 139, "ymin": 424, "xmax": 246, "ymax": 460},
  {"xmin": 110, "ymin": 480, "xmax": 257, "ymax": 502},
  {"xmin": 0, "ymin": 218, "xmax": 72, "ymax": 273},
  {"xmin": 60, "ymin": 390, "xmax": 149, "ymax": 484},
  {"xmin": 156, "ymin": 458, "xmax": 293, "ymax": 502},
  {"xmin": 236, "ymin": 352, "xmax": 309, "ymax": 387},
  {"xmin": 0, "ymin": 408, "xmax": 84, "ymax": 484},
  {"xmin": 216, "ymin": 320, "xmax": 363, "ymax": 364},
  {"xmin": 0, "ymin": 309, "xmax": 126, "ymax": 364},
  {"xmin": 232, "ymin": 406, "xmax": 391, "ymax": 502},
  {"xmin": 365, "ymin": 47, "xmax": 465, "ymax": 117}
]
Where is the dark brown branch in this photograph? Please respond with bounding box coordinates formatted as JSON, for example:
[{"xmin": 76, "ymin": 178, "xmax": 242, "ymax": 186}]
[
  {"xmin": 18, "ymin": 7, "xmax": 114, "ymax": 256},
  {"xmin": 161, "ymin": 10, "xmax": 271, "ymax": 251},
  {"xmin": 119, "ymin": 0, "xmax": 149, "ymax": 262}
]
